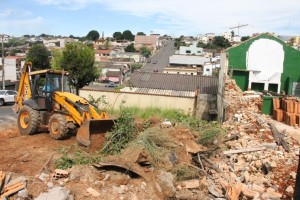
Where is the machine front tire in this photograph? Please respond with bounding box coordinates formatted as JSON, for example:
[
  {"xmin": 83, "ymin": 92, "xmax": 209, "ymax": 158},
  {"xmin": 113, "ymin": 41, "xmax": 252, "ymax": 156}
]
[
  {"xmin": 49, "ymin": 114, "xmax": 68, "ymax": 140},
  {"xmin": 18, "ymin": 105, "xmax": 40, "ymax": 135}
]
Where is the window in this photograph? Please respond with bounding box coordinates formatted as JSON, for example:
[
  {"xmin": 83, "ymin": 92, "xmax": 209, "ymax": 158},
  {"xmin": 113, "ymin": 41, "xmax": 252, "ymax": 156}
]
[
  {"xmin": 186, "ymin": 50, "xmax": 191, "ymax": 54},
  {"xmin": 206, "ymin": 69, "xmax": 210, "ymax": 71},
  {"xmin": 7, "ymin": 91, "xmax": 17, "ymax": 95}
]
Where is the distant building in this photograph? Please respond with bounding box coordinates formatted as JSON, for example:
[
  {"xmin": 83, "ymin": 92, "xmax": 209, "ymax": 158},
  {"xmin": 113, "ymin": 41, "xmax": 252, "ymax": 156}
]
[
  {"xmin": 197, "ymin": 33, "xmax": 215, "ymax": 44},
  {"xmin": 163, "ymin": 67, "xmax": 198, "ymax": 75},
  {"xmin": 134, "ymin": 35, "xmax": 157, "ymax": 51},
  {"xmin": 0, "ymin": 56, "xmax": 25, "ymax": 82},
  {"xmin": 221, "ymin": 32, "xmax": 232, "ymax": 42},
  {"xmin": 177, "ymin": 42, "xmax": 203, "ymax": 56},
  {"xmin": 169, "ymin": 55, "xmax": 210, "ymax": 68},
  {"xmin": 222, "ymin": 33, "xmax": 300, "ymax": 95}
]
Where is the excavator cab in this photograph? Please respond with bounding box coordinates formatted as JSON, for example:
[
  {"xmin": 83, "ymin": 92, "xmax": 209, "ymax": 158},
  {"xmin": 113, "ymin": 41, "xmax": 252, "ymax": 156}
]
[
  {"xmin": 13, "ymin": 62, "xmax": 115, "ymax": 147},
  {"xmin": 31, "ymin": 71, "xmax": 71, "ymax": 110}
]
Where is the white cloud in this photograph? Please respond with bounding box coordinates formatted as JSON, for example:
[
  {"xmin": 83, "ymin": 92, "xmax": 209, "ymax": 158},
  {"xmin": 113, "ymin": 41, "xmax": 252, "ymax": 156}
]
[
  {"xmin": 0, "ymin": 9, "xmax": 13, "ymax": 17},
  {"xmin": 0, "ymin": 17, "xmax": 45, "ymax": 36},
  {"xmin": 32, "ymin": 0, "xmax": 300, "ymax": 35}
]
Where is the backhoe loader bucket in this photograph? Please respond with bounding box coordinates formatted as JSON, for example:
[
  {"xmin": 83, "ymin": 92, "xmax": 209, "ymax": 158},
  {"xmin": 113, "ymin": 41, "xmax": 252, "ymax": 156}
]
[{"xmin": 76, "ymin": 119, "xmax": 115, "ymax": 146}]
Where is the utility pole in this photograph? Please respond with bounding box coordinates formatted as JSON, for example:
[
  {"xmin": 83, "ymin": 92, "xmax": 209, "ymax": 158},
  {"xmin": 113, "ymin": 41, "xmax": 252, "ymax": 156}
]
[{"xmin": 1, "ymin": 34, "xmax": 5, "ymax": 90}]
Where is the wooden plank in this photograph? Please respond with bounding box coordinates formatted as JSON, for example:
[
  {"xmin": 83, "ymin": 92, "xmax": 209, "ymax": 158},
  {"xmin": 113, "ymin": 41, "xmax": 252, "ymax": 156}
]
[
  {"xmin": 269, "ymin": 123, "xmax": 290, "ymax": 152},
  {"xmin": 0, "ymin": 171, "xmax": 5, "ymax": 193},
  {"xmin": 224, "ymin": 147, "xmax": 266, "ymax": 155},
  {"xmin": 0, "ymin": 182, "xmax": 25, "ymax": 198}
]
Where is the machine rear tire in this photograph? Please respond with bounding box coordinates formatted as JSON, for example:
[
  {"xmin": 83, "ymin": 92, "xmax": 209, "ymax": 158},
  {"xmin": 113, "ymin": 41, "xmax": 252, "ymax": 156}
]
[
  {"xmin": 49, "ymin": 114, "xmax": 68, "ymax": 140},
  {"xmin": 18, "ymin": 105, "xmax": 40, "ymax": 135}
]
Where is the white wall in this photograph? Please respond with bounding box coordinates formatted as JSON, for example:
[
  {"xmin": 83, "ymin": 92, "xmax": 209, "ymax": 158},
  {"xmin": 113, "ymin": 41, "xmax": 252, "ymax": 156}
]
[
  {"xmin": 3, "ymin": 59, "xmax": 17, "ymax": 81},
  {"xmin": 246, "ymin": 38, "xmax": 284, "ymax": 80}
]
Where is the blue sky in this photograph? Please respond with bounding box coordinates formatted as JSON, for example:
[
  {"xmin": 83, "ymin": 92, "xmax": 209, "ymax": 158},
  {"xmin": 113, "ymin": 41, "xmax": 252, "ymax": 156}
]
[{"xmin": 1, "ymin": 0, "xmax": 300, "ymax": 37}]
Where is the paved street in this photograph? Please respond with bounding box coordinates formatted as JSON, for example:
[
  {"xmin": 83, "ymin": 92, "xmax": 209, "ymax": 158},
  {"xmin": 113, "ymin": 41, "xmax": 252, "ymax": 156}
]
[
  {"xmin": 0, "ymin": 106, "xmax": 17, "ymax": 125},
  {"xmin": 141, "ymin": 40, "xmax": 176, "ymax": 72}
]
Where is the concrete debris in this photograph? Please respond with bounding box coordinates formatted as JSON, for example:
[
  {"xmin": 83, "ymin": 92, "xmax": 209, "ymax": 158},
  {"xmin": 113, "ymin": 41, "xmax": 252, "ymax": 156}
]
[
  {"xmin": 17, "ymin": 189, "xmax": 28, "ymax": 198},
  {"xmin": 38, "ymin": 173, "xmax": 50, "ymax": 182},
  {"xmin": 86, "ymin": 187, "xmax": 100, "ymax": 197},
  {"xmin": 208, "ymin": 76, "xmax": 300, "ymax": 199},
  {"xmin": 160, "ymin": 121, "xmax": 173, "ymax": 128},
  {"xmin": 156, "ymin": 170, "xmax": 176, "ymax": 197},
  {"xmin": 35, "ymin": 186, "xmax": 73, "ymax": 200}
]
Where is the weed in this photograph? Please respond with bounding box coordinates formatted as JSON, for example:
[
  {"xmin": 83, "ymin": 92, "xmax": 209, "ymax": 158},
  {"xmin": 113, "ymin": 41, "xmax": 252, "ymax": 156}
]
[
  {"xmin": 130, "ymin": 127, "xmax": 177, "ymax": 166},
  {"xmin": 88, "ymin": 94, "xmax": 110, "ymax": 112},
  {"xmin": 55, "ymin": 144, "xmax": 103, "ymax": 169},
  {"xmin": 171, "ymin": 164, "xmax": 199, "ymax": 181},
  {"xmin": 101, "ymin": 110, "xmax": 136, "ymax": 155}
]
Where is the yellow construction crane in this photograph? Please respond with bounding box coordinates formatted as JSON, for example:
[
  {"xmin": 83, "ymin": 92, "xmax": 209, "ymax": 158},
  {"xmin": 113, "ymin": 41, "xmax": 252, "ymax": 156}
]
[{"xmin": 230, "ymin": 24, "xmax": 248, "ymax": 36}]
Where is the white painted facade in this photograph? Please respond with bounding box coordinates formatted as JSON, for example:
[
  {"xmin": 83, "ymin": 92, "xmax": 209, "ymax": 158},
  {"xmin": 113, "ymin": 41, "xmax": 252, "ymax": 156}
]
[
  {"xmin": 169, "ymin": 55, "xmax": 210, "ymax": 67},
  {"xmin": 221, "ymin": 32, "xmax": 232, "ymax": 41},
  {"xmin": 178, "ymin": 43, "xmax": 203, "ymax": 55},
  {"xmin": 232, "ymin": 36, "xmax": 241, "ymax": 42},
  {"xmin": 246, "ymin": 38, "xmax": 284, "ymax": 92},
  {"xmin": 0, "ymin": 58, "xmax": 17, "ymax": 81}
]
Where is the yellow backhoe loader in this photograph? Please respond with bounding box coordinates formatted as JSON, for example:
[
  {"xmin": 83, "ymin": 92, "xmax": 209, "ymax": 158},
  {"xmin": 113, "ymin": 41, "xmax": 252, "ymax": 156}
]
[{"xmin": 12, "ymin": 62, "xmax": 114, "ymax": 146}]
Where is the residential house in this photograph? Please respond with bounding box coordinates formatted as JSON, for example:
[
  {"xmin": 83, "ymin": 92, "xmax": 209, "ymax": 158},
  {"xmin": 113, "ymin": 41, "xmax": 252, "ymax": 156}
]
[
  {"xmin": 177, "ymin": 42, "xmax": 204, "ymax": 56},
  {"xmin": 221, "ymin": 33, "xmax": 300, "ymax": 95},
  {"xmin": 0, "ymin": 56, "xmax": 25, "ymax": 82},
  {"xmin": 231, "ymin": 36, "xmax": 241, "ymax": 43},
  {"xmin": 197, "ymin": 33, "xmax": 215, "ymax": 44},
  {"xmin": 134, "ymin": 35, "xmax": 157, "ymax": 51},
  {"xmin": 221, "ymin": 32, "xmax": 232, "ymax": 42},
  {"xmin": 169, "ymin": 55, "xmax": 210, "ymax": 74},
  {"xmin": 163, "ymin": 67, "xmax": 199, "ymax": 75},
  {"xmin": 115, "ymin": 52, "xmax": 142, "ymax": 63},
  {"xmin": 95, "ymin": 49, "xmax": 116, "ymax": 62}
]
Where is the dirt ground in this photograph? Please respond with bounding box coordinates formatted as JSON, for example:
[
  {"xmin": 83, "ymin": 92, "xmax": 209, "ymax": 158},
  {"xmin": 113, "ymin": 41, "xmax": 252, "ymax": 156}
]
[{"xmin": 0, "ymin": 121, "xmax": 195, "ymax": 200}]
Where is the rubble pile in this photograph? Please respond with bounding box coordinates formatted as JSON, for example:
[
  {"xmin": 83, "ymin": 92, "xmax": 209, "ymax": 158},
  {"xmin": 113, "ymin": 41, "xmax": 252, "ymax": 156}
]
[
  {"xmin": 0, "ymin": 171, "xmax": 28, "ymax": 199},
  {"xmin": 204, "ymin": 76, "xmax": 299, "ymax": 199}
]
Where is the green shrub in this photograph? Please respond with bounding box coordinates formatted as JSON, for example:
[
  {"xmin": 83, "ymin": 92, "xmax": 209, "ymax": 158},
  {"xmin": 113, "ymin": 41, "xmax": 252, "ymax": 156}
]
[
  {"xmin": 101, "ymin": 110, "xmax": 136, "ymax": 155},
  {"xmin": 55, "ymin": 144, "xmax": 103, "ymax": 169}
]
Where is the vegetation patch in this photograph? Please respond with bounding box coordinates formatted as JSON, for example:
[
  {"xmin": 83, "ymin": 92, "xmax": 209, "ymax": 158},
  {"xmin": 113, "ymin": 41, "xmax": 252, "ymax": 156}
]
[
  {"xmin": 129, "ymin": 127, "xmax": 177, "ymax": 166},
  {"xmin": 171, "ymin": 164, "xmax": 199, "ymax": 181},
  {"xmin": 101, "ymin": 110, "xmax": 137, "ymax": 155},
  {"xmin": 55, "ymin": 144, "xmax": 103, "ymax": 169}
]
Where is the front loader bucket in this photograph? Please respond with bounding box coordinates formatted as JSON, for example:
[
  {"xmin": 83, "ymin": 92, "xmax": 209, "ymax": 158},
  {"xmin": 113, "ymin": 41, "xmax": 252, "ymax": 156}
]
[{"xmin": 76, "ymin": 119, "xmax": 115, "ymax": 146}]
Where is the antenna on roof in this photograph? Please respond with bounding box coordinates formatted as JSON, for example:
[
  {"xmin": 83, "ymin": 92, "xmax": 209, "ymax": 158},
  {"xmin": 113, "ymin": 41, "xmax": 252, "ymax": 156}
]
[{"xmin": 229, "ymin": 23, "xmax": 248, "ymax": 36}]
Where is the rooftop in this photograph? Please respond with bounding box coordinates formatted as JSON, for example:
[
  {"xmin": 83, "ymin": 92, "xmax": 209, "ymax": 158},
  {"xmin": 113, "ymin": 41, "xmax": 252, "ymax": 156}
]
[{"xmin": 130, "ymin": 72, "xmax": 218, "ymax": 94}]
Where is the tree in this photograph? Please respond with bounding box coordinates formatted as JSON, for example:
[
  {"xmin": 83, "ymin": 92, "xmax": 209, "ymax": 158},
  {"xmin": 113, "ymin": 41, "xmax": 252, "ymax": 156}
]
[
  {"xmin": 212, "ymin": 36, "xmax": 231, "ymax": 48},
  {"xmin": 113, "ymin": 32, "xmax": 123, "ymax": 40},
  {"xmin": 241, "ymin": 36, "xmax": 250, "ymax": 41},
  {"xmin": 26, "ymin": 44, "xmax": 51, "ymax": 70},
  {"xmin": 123, "ymin": 30, "xmax": 134, "ymax": 41},
  {"xmin": 124, "ymin": 43, "xmax": 136, "ymax": 52},
  {"xmin": 140, "ymin": 46, "xmax": 151, "ymax": 58},
  {"xmin": 231, "ymin": 31, "xmax": 235, "ymax": 37},
  {"xmin": 86, "ymin": 30, "xmax": 100, "ymax": 41},
  {"xmin": 58, "ymin": 42, "xmax": 99, "ymax": 95},
  {"xmin": 137, "ymin": 32, "xmax": 146, "ymax": 36},
  {"xmin": 104, "ymin": 38, "xmax": 111, "ymax": 50},
  {"xmin": 51, "ymin": 49, "xmax": 63, "ymax": 69}
]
